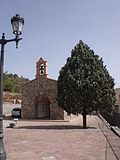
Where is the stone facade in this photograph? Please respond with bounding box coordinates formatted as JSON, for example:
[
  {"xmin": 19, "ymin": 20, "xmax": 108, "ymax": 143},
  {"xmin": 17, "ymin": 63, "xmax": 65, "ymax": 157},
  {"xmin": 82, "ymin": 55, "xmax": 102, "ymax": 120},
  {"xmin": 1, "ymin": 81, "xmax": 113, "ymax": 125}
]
[
  {"xmin": 114, "ymin": 88, "xmax": 120, "ymax": 114},
  {"xmin": 21, "ymin": 58, "xmax": 64, "ymax": 119}
]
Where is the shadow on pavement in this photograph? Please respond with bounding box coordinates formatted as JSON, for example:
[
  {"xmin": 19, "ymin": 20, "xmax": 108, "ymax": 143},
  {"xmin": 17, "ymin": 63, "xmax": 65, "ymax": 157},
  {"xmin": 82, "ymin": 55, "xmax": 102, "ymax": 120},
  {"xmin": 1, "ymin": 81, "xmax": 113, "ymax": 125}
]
[{"xmin": 16, "ymin": 125, "xmax": 97, "ymax": 130}]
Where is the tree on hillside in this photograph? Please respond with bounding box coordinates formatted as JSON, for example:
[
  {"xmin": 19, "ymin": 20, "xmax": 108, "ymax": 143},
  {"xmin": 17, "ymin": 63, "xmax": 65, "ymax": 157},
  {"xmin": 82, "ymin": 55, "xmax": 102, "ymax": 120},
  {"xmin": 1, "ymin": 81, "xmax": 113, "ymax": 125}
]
[
  {"xmin": 3, "ymin": 72, "xmax": 29, "ymax": 93},
  {"xmin": 57, "ymin": 40, "xmax": 115, "ymax": 128}
]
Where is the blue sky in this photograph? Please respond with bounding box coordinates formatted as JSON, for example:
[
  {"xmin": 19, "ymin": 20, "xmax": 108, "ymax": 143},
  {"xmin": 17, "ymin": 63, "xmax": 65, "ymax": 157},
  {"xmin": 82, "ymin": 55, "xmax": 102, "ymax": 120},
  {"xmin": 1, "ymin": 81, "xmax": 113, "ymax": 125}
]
[{"xmin": 1, "ymin": 0, "xmax": 120, "ymax": 87}]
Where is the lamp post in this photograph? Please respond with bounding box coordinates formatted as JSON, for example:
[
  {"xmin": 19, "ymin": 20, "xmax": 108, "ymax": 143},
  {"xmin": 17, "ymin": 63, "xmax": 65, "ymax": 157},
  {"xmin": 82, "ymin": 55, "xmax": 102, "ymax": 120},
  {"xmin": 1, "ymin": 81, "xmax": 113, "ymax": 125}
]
[{"xmin": 0, "ymin": 14, "xmax": 24, "ymax": 159}]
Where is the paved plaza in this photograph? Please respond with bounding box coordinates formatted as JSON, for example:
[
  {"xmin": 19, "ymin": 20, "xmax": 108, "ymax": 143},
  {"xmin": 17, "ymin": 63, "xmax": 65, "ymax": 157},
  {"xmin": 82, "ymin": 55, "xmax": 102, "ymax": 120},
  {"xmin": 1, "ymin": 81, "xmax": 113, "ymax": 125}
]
[{"xmin": 3, "ymin": 115, "xmax": 120, "ymax": 160}]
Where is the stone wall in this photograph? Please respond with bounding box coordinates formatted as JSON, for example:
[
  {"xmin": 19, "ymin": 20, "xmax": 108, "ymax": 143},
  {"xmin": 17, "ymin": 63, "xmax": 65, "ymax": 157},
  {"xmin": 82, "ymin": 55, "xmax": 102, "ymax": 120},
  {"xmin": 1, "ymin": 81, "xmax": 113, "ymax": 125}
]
[
  {"xmin": 21, "ymin": 77, "xmax": 64, "ymax": 119},
  {"xmin": 114, "ymin": 88, "xmax": 120, "ymax": 113}
]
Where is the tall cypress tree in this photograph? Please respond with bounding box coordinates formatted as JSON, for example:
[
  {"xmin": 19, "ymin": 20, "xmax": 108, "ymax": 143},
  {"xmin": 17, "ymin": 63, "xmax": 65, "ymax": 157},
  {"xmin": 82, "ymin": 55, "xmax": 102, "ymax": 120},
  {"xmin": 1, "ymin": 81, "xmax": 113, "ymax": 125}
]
[{"xmin": 57, "ymin": 40, "xmax": 115, "ymax": 128}]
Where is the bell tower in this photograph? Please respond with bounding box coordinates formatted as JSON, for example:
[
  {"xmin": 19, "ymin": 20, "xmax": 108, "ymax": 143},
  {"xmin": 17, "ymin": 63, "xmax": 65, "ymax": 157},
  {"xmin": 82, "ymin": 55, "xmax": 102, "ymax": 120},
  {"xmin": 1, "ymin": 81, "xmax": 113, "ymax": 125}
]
[{"xmin": 36, "ymin": 57, "xmax": 48, "ymax": 79}]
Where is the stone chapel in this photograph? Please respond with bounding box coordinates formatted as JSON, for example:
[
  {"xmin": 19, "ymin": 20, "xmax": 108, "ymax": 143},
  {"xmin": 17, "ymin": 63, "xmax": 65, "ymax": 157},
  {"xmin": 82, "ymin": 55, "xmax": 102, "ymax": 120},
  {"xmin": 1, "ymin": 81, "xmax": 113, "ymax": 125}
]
[{"xmin": 21, "ymin": 57, "xmax": 64, "ymax": 119}]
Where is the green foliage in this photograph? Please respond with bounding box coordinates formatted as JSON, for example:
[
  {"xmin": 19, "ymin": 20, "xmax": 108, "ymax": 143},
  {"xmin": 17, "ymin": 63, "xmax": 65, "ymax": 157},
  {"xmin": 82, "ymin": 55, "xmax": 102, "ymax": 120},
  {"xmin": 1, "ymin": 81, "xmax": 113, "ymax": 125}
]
[
  {"xmin": 3, "ymin": 71, "xmax": 29, "ymax": 93},
  {"xmin": 57, "ymin": 40, "xmax": 116, "ymax": 116}
]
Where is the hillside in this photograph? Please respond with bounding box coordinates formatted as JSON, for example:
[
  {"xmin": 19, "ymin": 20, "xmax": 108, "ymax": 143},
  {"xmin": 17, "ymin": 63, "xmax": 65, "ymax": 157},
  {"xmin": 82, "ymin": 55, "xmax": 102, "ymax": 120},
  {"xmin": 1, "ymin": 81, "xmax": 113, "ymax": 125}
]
[{"xmin": 3, "ymin": 72, "xmax": 29, "ymax": 94}]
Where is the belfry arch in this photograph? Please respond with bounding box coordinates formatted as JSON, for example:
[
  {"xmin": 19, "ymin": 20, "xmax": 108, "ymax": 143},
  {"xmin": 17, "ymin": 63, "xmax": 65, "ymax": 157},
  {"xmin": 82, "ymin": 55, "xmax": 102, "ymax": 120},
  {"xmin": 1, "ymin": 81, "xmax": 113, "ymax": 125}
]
[{"xmin": 36, "ymin": 57, "xmax": 48, "ymax": 78}]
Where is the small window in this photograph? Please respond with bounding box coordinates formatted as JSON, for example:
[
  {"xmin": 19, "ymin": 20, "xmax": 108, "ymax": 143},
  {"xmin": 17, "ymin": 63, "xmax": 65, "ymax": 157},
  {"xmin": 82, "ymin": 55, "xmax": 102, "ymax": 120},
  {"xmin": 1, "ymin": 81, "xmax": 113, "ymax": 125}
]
[{"xmin": 115, "ymin": 105, "xmax": 119, "ymax": 113}]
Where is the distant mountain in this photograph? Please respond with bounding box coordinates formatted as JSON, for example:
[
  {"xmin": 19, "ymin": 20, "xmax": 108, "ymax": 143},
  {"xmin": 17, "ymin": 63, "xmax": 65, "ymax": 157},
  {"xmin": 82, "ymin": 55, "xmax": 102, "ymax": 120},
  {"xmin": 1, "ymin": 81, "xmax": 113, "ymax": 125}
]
[{"xmin": 3, "ymin": 72, "xmax": 29, "ymax": 94}]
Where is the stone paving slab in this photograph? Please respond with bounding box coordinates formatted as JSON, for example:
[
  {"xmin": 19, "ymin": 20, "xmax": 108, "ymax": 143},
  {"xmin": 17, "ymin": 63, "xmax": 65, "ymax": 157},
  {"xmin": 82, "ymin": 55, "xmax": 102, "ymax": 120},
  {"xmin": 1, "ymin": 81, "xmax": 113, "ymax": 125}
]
[{"xmin": 3, "ymin": 115, "xmax": 117, "ymax": 160}]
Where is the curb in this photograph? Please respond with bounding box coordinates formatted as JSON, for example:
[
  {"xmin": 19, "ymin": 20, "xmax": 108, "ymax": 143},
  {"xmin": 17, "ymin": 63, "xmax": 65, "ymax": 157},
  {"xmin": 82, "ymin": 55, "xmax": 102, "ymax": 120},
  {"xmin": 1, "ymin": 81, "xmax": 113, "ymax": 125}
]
[
  {"xmin": 110, "ymin": 126, "xmax": 120, "ymax": 137},
  {"xmin": 98, "ymin": 114, "xmax": 120, "ymax": 137}
]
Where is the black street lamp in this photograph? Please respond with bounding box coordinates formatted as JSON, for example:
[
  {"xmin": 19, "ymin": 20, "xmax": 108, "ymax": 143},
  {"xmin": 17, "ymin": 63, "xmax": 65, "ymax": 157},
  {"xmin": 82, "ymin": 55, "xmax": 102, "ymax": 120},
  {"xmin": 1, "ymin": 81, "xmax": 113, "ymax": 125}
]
[{"xmin": 0, "ymin": 14, "xmax": 24, "ymax": 159}]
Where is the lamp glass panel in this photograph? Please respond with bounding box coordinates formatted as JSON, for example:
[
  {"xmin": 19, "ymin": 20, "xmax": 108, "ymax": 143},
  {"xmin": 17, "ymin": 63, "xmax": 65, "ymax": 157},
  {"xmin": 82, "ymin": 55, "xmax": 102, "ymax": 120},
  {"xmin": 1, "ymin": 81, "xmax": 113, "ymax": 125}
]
[{"xmin": 12, "ymin": 21, "xmax": 23, "ymax": 34}]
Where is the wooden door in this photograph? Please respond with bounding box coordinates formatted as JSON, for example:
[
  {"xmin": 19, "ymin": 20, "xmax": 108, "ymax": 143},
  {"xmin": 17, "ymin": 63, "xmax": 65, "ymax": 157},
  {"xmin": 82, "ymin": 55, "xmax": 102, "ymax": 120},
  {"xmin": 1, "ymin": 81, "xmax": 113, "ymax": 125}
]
[
  {"xmin": 37, "ymin": 100, "xmax": 50, "ymax": 118},
  {"xmin": 37, "ymin": 103, "xmax": 45, "ymax": 118}
]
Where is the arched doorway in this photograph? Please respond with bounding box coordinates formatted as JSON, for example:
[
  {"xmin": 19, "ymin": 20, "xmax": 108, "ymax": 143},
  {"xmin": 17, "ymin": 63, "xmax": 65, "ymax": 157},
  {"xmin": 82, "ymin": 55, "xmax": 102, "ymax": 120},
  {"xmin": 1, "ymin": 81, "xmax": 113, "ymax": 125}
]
[{"xmin": 37, "ymin": 96, "xmax": 50, "ymax": 119}]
